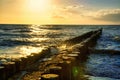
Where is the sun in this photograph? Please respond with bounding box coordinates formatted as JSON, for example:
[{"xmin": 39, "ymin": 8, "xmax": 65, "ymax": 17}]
[{"xmin": 27, "ymin": 0, "xmax": 51, "ymax": 13}]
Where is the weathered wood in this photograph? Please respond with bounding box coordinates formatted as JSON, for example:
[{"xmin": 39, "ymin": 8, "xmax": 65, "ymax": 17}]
[
  {"xmin": 10, "ymin": 28, "xmax": 102, "ymax": 80},
  {"xmin": 0, "ymin": 66, "xmax": 6, "ymax": 80},
  {"xmin": 64, "ymin": 31, "xmax": 94, "ymax": 45},
  {"xmin": 41, "ymin": 74, "xmax": 59, "ymax": 80},
  {"xmin": 1, "ymin": 62, "xmax": 16, "ymax": 78},
  {"xmin": 48, "ymin": 65, "xmax": 62, "ymax": 80}
]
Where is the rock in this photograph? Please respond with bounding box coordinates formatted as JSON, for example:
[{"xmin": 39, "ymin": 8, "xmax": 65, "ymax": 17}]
[{"xmin": 114, "ymin": 36, "xmax": 120, "ymax": 41}]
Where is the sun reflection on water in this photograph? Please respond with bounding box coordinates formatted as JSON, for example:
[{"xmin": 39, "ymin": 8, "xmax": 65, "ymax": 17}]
[
  {"xmin": 0, "ymin": 25, "xmax": 69, "ymax": 60},
  {"xmin": 0, "ymin": 46, "xmax": 44, "ymax": 59},
  {"xmin": 19, "ymin": 46, "xmax": 43, "ymax": 56}
]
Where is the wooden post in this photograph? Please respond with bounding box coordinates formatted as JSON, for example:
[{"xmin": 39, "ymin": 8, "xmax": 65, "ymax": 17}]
[
  {"xmin": 41, "ymin": 74, "xmax": 59, "ymax": 80},
  {"xmin": 1, "ymin": 62, "xmax": 16, "ymax": 78},
  {"xmin": 20, "ymin": 57, "xmax": 28, "ymax": 70},
  {"xmin": 56, "ymin": 60, "xmax": 72, "ymax": 80},
  {"xmin": 11, "ymin": 58, "xmax": 21, "ymax": 72},
  {"xmin": 49, "ymin": 66, "xmax": 62, "ymax": 80},
  {"xmin": 0, "ymin": 66, "xmax": 6, "ymax": 80}
]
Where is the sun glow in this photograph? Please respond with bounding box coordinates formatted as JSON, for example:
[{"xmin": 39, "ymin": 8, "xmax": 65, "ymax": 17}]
[{"xmin": 27, "ymin": 0, "xmax": 51, "ymax": 13}]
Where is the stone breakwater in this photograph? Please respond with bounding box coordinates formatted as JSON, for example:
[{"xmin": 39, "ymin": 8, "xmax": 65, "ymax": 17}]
[{"xmin": 0, "ymin": 29, "xmax": 102, "ymax": 80}]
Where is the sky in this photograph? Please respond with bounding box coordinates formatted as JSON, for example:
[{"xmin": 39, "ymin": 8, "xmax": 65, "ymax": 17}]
[{"xmin": 0, "ymin": 0, "xmax": 120, "ymax": 24}]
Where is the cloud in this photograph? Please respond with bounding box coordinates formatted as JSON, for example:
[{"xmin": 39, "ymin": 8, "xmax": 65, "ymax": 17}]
[
  {"xmin": 62, "ymin": 5, "xmax": 84, "ymax": 14},
  {"xmin": 88, "ymin": 9, "xmax": 120, "ymax": 22},
  {"xmin": 50, "ymin": 5, "xmax": 85, "ymax": 19},
  {"xmin": 51, "ymin": 15, "xmax": 65, "ymax": 19},
  {"xmin": 50, "ymin": 4, "xmax": 120, "ymax": 23}
]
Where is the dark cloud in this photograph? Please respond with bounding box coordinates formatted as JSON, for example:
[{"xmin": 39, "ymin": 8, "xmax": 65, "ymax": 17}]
[
  {"xmin": 97, "ymin": 13, "xmax": 120, "ymax": 22},
  {"xmin": 90, "ymin": 9, "xmax": 120, "ymax": 22}
]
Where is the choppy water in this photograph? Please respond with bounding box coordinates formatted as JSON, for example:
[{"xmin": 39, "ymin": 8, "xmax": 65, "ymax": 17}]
[
  {"xmin": 86, "ymin": 25, "xmax": 120, "ymax": 80},
  {"xmin": 0, "ymin": 24, "xmax": 99, "ymax": 58},
  {"xmin": 0, "ymin": 24, "xmax": 120, "ymax": 79}
]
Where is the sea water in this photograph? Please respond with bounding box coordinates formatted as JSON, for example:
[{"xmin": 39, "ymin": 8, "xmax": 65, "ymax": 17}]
[
  {"xmin": 0, "ymin": 24, "xmax": 120, "ymax": 79},
  {"xmin": 86, "ymin": 25, "xmax": 120, "ymax": 80}
]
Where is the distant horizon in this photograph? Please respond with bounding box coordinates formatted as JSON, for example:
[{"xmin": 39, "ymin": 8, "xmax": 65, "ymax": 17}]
[{"xmin": 0, "ymin": 23, "xmax": 120, "ymax": 25}]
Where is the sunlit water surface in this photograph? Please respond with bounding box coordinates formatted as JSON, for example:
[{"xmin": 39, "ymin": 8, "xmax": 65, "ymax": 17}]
[
  {"xmin": 0, "ymin": 25, "xmax": 96, "ymax": 58},
  {"xmin": 0, "ymin": 25, "xmax": 120, "ymax": 79}
]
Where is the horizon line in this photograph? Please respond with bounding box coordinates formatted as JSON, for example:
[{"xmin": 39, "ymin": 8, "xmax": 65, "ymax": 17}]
[{"xmin": 0, "ymin": 23, "xmax": 120, "ymax": 25}]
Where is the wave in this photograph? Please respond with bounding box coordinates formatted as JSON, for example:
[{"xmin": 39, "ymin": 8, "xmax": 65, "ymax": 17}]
[
  {"xmin": 0, "ymin": 39, "xmax": 33, "ymax": 46},
  {"xmin": 86, "ymin": 53, "xmax": 120, "ymax": 79}
]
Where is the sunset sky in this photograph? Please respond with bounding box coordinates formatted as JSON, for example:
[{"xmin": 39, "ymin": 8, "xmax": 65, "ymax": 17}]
[{"xmin": 0, "ymin": 0, "xmax": 120, "ymax": 24}]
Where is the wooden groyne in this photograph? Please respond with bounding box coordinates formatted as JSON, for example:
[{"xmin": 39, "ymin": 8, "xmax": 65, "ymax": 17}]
[
  {"xmin": 36, "ymin": 29, "xmax": 102, "ymax": 80},
  {"xmin": 0, "ymin": 29, "xmax": 102, "ymax": 80},
  {"xmin": 23, "ymin": 29, "xmax": 102, "ymax": 80},
  {"xmin": 61, "ymin": 29, "xmax": 102, "ymax": 46}
]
